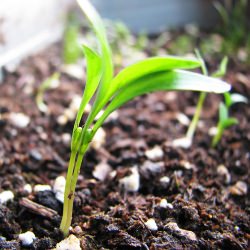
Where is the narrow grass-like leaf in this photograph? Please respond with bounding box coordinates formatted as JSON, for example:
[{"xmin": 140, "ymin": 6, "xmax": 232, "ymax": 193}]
[
  {"xmin": 77, "ymin": 0, "xmax": 113, "ymax": 90},
  {"xmin": 219, "ymin": 103, "xmax": 228, "ymax": 122},
  {"xmin": 72, "ymin": 45, "xmax": 102, "ymax": 152},
  {"xmin": 63, "ymin": 25, "xmax": 81, "ymax": 64},
  {"xmin": 223, "ymin": 118, "xmax": 238, "ymax": 128},
  {"xmin": 224, "ymin": 92, "xmax": 248, "ymax": 108},
  {"xmin": 111, "ymin": 56, "xmax": 202, "ymax": 92},
  {"xmin": 212, "ymin": 57, "xmax": 228, "ymax": 78},
  {"xmin": 74, "ymin": 45, "xmax": 102, "ymax": 130},
  {"xmin": 91, "ymin": 70, "xmax": 231, "ymax": 137}
]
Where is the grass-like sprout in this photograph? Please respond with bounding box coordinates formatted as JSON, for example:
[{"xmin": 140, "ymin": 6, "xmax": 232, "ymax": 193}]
[
  {"xmin": 60, "ymin": 0, "xmax": 230, "ymax": 236},
  {"xmin": 186, "ymin": 53, "xmax": 228, "ymax": 142},
  {"xmin": 212, "ymin": 92, "xmax": 248, "ymax": 147},
  {"xmin": 36, "ymin": 73, "xmax": 60, "ymax": 113},
  {"xmin": 63, "ymin": 14, "xmax": 81, "ymax": 65}
]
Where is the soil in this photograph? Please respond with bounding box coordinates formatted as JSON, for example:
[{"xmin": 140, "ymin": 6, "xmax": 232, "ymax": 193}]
[{"xmin": 0, "ymin": 42, "xmax": 249, "ymax": 250}]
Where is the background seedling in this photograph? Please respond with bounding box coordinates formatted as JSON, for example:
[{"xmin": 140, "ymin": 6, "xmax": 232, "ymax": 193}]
[
  {"xmin": 60, "ymin": 0, "xmax": 230, "ymax": 236},
  {"xmin": 214, "ymin": 0, "xmax": 250, "ymax": 62},
  {"xmin": 63, "ymin": 14, "xmax": 81, "ymax": 65},
  {"xmin": 186, "ymin": 51, "xmax": 228, "ymax": 142},
  {"xmin": 36, "ymin": 72, "xmax": 60, "ymax": 113},
  {"xmin": 212, "ymin": 92, "xmax": 248, "ymax": 147}
]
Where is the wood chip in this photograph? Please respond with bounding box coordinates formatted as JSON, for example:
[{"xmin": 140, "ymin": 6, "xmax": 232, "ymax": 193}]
[{"xmin": 19, "ymin": 198, "xmax": 58, "ymax": 219}]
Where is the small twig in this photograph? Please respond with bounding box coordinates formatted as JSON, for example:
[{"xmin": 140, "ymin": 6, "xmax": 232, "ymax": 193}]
[{"xmin": 19, "ymin": 198, "xmax": 58, "ymax": 219}]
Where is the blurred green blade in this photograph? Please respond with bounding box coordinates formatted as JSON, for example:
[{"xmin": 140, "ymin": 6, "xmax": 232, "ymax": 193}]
[
  {"xmin": 223, "ymin": 118, "xmax": 238, "ymax": 128},
  {"xmin": 63, "ymin": 25, "xmax": 81, "ymax": 64},
  {"xmin": 212, "ymin": 56, "xmax": 228, "ymax": 78},
  {"xmin": 219, "ymin": 103, "xmax": 228, "ymax": 122},
  {"xmin": 74, "ymin": 45, "xmax": 102, "ymax": 130},
  {"xmin": 77, "ymin": 0, "xmax": 113, "ymax": 89},
  {"xmin": 92, "ymin": 69, "xmax": 231, "ymax": 135}
]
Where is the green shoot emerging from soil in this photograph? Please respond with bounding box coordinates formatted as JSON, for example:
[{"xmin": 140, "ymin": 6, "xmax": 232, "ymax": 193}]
[
  {"xmin": 212, "ymin": 92, "xmax": 248, "ymax": 147},
  {"xmin": 60, "ymin": 0, "xmax": 231, "ymax": 236},
  {"xmin": 186, "ymin": 53, "xmax": 228, "ymax": 142},
  {"xmin": 36, "ymin": 73, "xmax": 60, "ymax": 113}
]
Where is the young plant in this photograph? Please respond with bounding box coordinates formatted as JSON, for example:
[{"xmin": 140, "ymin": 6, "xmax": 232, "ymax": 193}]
[
  {"xmin": 63, "ymin": 14, "xmax": 81, "ymax": 65},
  {"xmin": 186, "ymin": 53, "xmax": 228, "ymax": 142},
  {"xmin": 214, "ymin": 0, "xmax": 250, "ymax": 57},
  {"xmin": 36, "ymin": 72, "xmax": 60, "ymax": 113},
  {"xmin": 60, "ymin": 0, "xmax": 230, "ymax": 236},
  {"xmin": 212, "ymin": 92, "xmax": 248, "ymax": 147}
]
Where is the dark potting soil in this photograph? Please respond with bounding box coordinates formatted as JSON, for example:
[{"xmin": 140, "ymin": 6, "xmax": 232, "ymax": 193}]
[{"xmin": 0, "ymin": 44, "xmax": 249, "ymax": 250}]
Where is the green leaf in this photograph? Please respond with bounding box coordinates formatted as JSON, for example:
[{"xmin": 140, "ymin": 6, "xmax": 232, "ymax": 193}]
[
  {"xmin": 224, "ymin": 92, "xmax": 233, "ymax": 108},
  {"xmin": 63, "ymin": 25, "xmax": 81, "ymax": 64},
  {"xmin": 77, "ymin": 0, "xmax": 113, "ymax": 91},
  {"xmin": 212, "ymin": 56, "xmax": 228, "ymax": 78},
  {"xmin": 73, "ymin": 45, "xmax": 102, "ymax": 130},
  {"xmin": 224, "ymin": 92, "xmax": 248, "ymax": 108},
  {"xmin": 219, "ymin": 102, "xmax": 228, "ymax": 123},
  {"xmin": 111, "ymin": 56, "xmax": 202, "ymax": 92},
  {"xmin": 91, "ymin": 69, "xmax": 231, "ymax": 137},
  {"xmin": 222, "ymin": 117, "xmax": 238, "ymax": 129}
]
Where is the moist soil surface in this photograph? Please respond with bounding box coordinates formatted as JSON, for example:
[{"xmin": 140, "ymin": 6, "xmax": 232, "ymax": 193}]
[{"xmin": 0, "ymin": 44, "xmax": 249, "ymax": 250}]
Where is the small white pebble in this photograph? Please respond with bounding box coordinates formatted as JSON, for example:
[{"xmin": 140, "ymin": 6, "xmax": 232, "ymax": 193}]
[
  {"xmin": 34, "ymin": 185, "xmax": 51, "ymax": 193},
  {"xmin": 145, "ymin": 218, "xmax": 158, "ymax": 231},
  {"xmin": 165, "ymin": 92, "xmax": 177, "ymax": 101},
  {"xmin": 237, "ymin": 48, "xmax": 248, "ymax": 61},
  {"xmin": 165, "ymin": 222, "xmax": 197, "ymax": 241},
  {"xmin": 53, "ymin": 176, "xmax": 66, "ymax": 203},
  {"xmin": 217, "ymin": 164, "xmax": 231, "ymax": 184},
  {"xmin": 160, "ymin": 176, "xmax": 170, "ymax": 184},
  {"xmin": 55, "ymin": 192, "xmax": 64, "ymax": 204},
  {"xmin": 119, "ymin": 167, "xmax": 140, "ymax": 192},
  {"xmin": 9, "ymin": 113, "xmax": 30, "ymax": 128},
  {"xmin": 159, "ymin": 199, "xmax": 173, "ymax": 209},
  {"xmin": 69, "ymin": 95, "xmax": 82, "ymax": 112},
  {"xmin": 61, "ymin": 133, "xmax": 71, "ymax": 146},
  {"xmin": 56, "ymin": 234, "xmax": 81, "ymax": 250},
  {"xmin": 159, "ymin": 198, "xmax": 168, "ymax": 208},
  {"xmin": 176, "ymin": 113, "xmax": 190, "ymax": 126},
  {"xmin": 180, "ymin": 160, "xmax": 195, "ymax": 170},
  {"xmin": 0, "ymin": 190, "xmax": 14, "ymax": 204},
  {"xmin": 53, "ymin": 176, "xmax": 66, "ymax": 193},
  {"xmin": 23, "ymin": 184, "xmax": 32, "ymax": 194},
  {"xmin": 19, "ymin": 231, "xmax": 36, "ymax": 246},
  {"xmin": 64, "ymin": 108, "xmax": 75, "ymax": 121},
  {"xmin": 109, "ymin": 170, "xmax": 117, "ymax": 179},
  {"xmin": 145, "ymin": 146, "xmax": 164, "ymax": 161},
  {"xmin": 57, "ymin": 115, "xmax": 68, "ymax": 125},
  {"xmin": 230, "ymin": 181, "xmax": 247, "ymax": 196},
  {"xmin": 91, "ymin": 127, "xmax": 106, "ymax": 150},
  {"xmin": 93, "ymin": 162, "xmax": 112, "ymax": 181},
  {"xmin": 106, "ymin": 110, "xmax": 119, "ymax": 121},
  {"xmin": 84, "ymin": 103, "xmax": 92, "ymax": 113},
  {"xmin": 208, "ymin": 127, "xmax": 218, "ymax": 136},
  {"xmin": 61, "ymin": 64, "xmax": 84, "ymax": 80},
  {"xmin": 172, "ymin": 137, "xmax": 192, "ymax": 149}
]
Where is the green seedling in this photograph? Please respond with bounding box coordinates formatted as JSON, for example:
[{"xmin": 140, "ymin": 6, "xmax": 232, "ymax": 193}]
[
  {"xmin": 63, "ymin": 14, "xmax": 81, "ymax": 64},
  {"xmin": 36, "ymin": 73, "xmax": 60, "ymax": 113},
  {"xmin": 212, "ymin": 92, "xmax": 248, "ymax": 147},
  {"xmin": 186, "ymin": 53, "xmax": 228, "ymax": 142},
  {"xmin": 60, "ymin": 0, "xmax": 230, "ymax": 236},
  {"xmin": 214, "ymin": 0, "xmax": 250, "ymax": 56}
]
